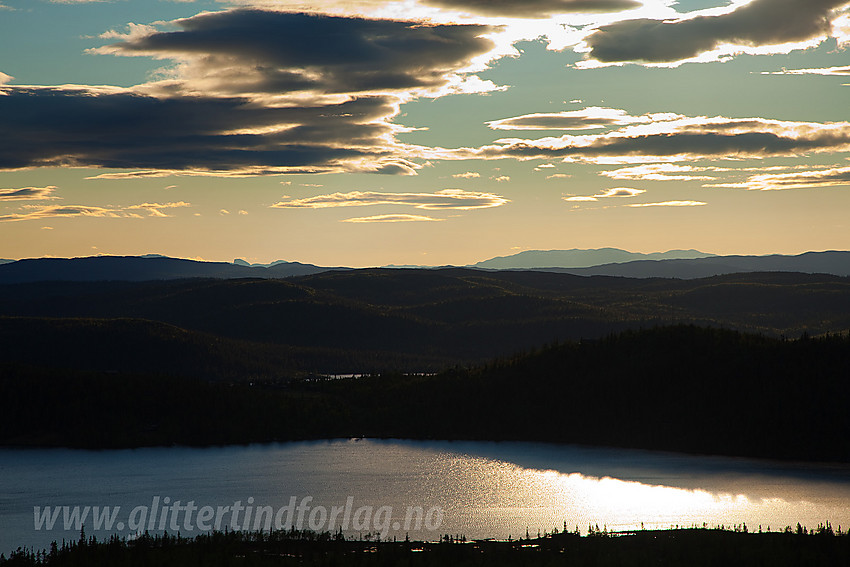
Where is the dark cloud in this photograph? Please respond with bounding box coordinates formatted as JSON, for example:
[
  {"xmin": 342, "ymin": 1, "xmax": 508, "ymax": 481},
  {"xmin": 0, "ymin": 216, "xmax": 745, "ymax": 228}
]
[
  {"xmin": 765, "ymin": 65, "xmax": 850, "ymax": 76},
  {"xmin": 271, "ymin": 189, "xmax": 509, "ymax": 210},
  {"xmin": 420, "ymin": 0, "xmax": 640, "ymax": 17},
  {"xmin": 490, "ymin": 114, "xmax": 623, "ymax": 130},
  {"xmin": 564, "ymin": 186, "xmax": 644, "ymax": 201},
  {"xmin": 597, "ymin": 187, "xmax": 643, "ymax": 197},
  {"xmin": 0, "ymin": 201, "xmax": 190, "ymax": 222},
  {"xmin": 599, "ymin": 164, "xmax": 717, "ymax": 181},
  {"xmin": 452, "ymin": 117, "xmax": 850, "ymax": 163},
  {"xmin": 0, "ymin": 186, "xmax": 58, "ymax": 200},
  {"xmin": 101, "ymin": 9, "xmax": 496, "ymax": 96},
  {"xmin": 585, "ymin": 0, "xmax": 849, "ymax": 63},
  {"xmin": 341, "ymin": 214, "xmax": 443, "ymax": 223},
  {"xmin": 487, "ymin": 107, "xmax": 680, "ymax": 131},
  {"xmin": 0, "ymin": 10, "xmax": 501, "ymax": 175},
  {"xmin": 707, "ymin": 165, "xmax": 850, "ymax": 190},
  {"xmin": 0, "ymin": 205, "xmax": 122, "ymax": 222},
  {"xmin": 0, "ymin": 86, "xmax": 401, "ymax": 173}
]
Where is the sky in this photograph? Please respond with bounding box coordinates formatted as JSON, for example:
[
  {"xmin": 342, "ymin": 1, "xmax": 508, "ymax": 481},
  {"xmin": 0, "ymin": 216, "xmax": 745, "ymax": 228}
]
[{"xmin": 1, "ymin": 0, "xmax": 849, "ymax": 267}]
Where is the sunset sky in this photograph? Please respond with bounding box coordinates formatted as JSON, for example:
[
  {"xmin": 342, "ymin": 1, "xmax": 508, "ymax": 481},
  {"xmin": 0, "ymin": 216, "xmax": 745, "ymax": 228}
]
[{"xmin": 1, "ymin": 0, "xmax": 849, "ymax": 266}]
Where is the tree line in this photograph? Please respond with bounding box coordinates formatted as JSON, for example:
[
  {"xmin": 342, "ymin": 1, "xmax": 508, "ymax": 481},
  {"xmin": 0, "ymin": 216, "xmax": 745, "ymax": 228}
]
[{"xmin": 2, "ymin": 325, "xmax": 848, "ymax": 462}]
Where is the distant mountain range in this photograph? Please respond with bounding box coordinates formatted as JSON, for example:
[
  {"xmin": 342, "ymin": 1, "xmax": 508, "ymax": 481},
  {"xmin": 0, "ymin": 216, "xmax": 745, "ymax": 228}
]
[
  {"xmin": 472, "ymin": 248, "xmax": 715, "ymax": 269},
  {"xmin": 0, "ymin": 249, "xmax": 848, "ymax": 283},
  {"xmin": 523, "ymin": 251, "xmax": 850, "ymax": 279},
  {"xmin": 0, "ymin": 255, "xmax": 348, "ymax": 284}
]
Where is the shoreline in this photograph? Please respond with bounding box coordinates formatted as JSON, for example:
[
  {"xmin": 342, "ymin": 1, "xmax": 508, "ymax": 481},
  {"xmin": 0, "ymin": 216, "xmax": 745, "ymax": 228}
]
[{"xmin": 4, "ymin": 526, "xmax": 849, "ymax": 566}]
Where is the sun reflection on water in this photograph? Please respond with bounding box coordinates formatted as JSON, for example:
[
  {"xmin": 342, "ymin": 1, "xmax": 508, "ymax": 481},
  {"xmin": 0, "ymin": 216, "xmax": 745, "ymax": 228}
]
[{"xmin": 426, "ymin": 445, "xmax": 844, "ymax": 537}]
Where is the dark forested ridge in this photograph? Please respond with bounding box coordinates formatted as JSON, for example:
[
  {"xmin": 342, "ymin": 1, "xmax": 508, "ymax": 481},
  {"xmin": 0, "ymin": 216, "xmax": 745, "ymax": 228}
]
[
  {"xmin": 0, "ymin": 316, "xmax": 448, "ymax": 380},
  {"xmin": 2, "ymin": 325, "xmax": 848, "ymax": 463},
  {"xmin": 2, "ymin": 269, "xmax": 850, "ymax": 376}
]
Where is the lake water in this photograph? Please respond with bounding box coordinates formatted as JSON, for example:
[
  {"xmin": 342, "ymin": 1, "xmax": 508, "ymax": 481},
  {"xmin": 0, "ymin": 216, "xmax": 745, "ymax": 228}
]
[{"xmin": 2, "ymin": 439, "xmax": 850, "ymax": 555}]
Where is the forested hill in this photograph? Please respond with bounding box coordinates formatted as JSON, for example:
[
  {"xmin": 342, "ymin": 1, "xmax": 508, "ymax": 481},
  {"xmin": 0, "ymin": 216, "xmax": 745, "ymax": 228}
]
[
  {"xmin": 391, "ymin": 326, "xmax": 850, "ymax": 462},
  {"xmin": 1, "ymin": 269, "xmax": 849, "ymax": 377},
  {"xmin": 2, "ymin": 326, "xmax": 848, "ymax": 463}
]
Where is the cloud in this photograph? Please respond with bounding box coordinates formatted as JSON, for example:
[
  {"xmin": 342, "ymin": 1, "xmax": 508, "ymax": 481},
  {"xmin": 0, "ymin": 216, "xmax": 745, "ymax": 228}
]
[
  {"xmin": 0, "ymin": 186, "xmax": 59, "ymax": 201},
  {"xmin": 835, "ymin": 12, "xmax": 850, "ymax": 46},
  {"xmin": 564, "ymin": 186, "xmax": 644, "ymax": 201},
  {"xmin": 764, "ymin": 65, "xmax": 850, "ymax": 76},
  {"xmin": 452, "ymin": 171, "xmax": 481, "ymax": 178},
  {"xmin": 2, "ymin": 9, "xmax": 502, "ymax": 176},
  {"xmin": 597, "ymin": 187, "xmax": 645, "ymax": 197},
  {"xmin": 341, "ymin": 214, "xmax": 444, "ymax": 222},
  {"xmin": 490, "ymin": 175, "xmax": 510, "ymax": 182},
  {"xmin": 0, "ymin": 86, "xmax": 411, "ymax": 174},
  {"xmin": 126, "ymin": 201, "xmax": 192, "ymax": 217},
  {"xmin": 582, "ymin": 0, "xmax": 850, "ymax": 65},
  {"xmin": 599, "ymin": 163, "xmax": 718, "ymax": 181},
  {"xmin": 706, "ymin": 165, "xmax": 850, "ymax": 190},
  {"xmin": 0, "ymin": 71, "xmax": 12, "ymax": 85},
  {"xmin": 271, "ymin": 188, "xmax": 508, "ymax": 210},
  {"xmin": 487, "ymin": 107, "xmax": 682, "ymax": 131},
  {"xmin": 546, "ymin": 173, "xmax": 571, "ymax": 179},
  {"xmin": 0, "ymin": 205, "xmax": 127, "ymax": 222},
  {"xmin": 85, "ymin": 169, "xmax": 336, "ymax": 179},
  {"xmin": 450, "ymin": 115, "xmax": 850, "ymax": 164},
  {"xmin": 0, "ymin": 201, "xmax": 191, "ymax": 222},
  {"xmin": 95, "ymin": 10, "xmax": 497, "ymax": 98},
  {"xmin": 419, "ymin": 0, "xmax": 641, "ymax": 18},
  {"xmin": 85, "ymin": 170, "xmax": 184, "ymax": 180},
  {"xmin": 626, "ymin": 200, "xmax": 706, "ymax": 207}
]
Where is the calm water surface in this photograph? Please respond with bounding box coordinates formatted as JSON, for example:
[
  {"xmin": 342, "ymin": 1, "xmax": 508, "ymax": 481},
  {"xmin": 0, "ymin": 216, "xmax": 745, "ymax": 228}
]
[{"xmin": 2, "ymin": 439, "xmax": 850, "ymax": 554}]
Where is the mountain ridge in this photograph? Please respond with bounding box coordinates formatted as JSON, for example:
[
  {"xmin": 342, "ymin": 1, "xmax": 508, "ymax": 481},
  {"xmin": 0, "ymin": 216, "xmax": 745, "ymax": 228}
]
[
  {"xmin": 0, "ymin": 255, "xmax": 349, "ymax": 284},
  {"xmin": 520, "ymin": 250, "xmax": 850, "ymax": 279},
  {"xmin": 1, "ymin": 249, "xmax": 849, "ymax": 282},
  {"xmin": 472, "ymin": 247, "xmax": 716, "ymax": 269}
]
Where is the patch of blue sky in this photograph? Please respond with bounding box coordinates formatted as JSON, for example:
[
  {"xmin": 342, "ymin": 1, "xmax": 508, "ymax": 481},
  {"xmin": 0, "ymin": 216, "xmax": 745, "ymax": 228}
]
[{"xmin": 0, "ymin": 1, "xmax": 218, "ymax": 87}]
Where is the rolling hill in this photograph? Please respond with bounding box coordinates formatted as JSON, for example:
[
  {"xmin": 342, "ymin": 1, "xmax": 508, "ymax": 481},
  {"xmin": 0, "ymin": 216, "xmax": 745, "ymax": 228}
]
[{"xmin": 2, "ymin": 269, "xmax": 849, "ymax": 377}]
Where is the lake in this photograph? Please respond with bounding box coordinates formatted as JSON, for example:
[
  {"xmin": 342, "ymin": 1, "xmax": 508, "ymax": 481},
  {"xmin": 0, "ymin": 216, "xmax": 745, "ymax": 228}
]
[{"xmin": 2, "ymin": 439, "xmax": 850, "ymax": 555}]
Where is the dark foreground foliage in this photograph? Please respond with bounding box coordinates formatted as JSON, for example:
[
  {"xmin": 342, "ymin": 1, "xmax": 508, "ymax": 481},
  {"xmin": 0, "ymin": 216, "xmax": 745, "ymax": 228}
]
[
  {"xmin": 2, "ymin": 325, "xmax": 848, "ymax": 462},
  {"xmin": 3, "ymin": 526, "xmax": 850, "ymax": 567}
]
